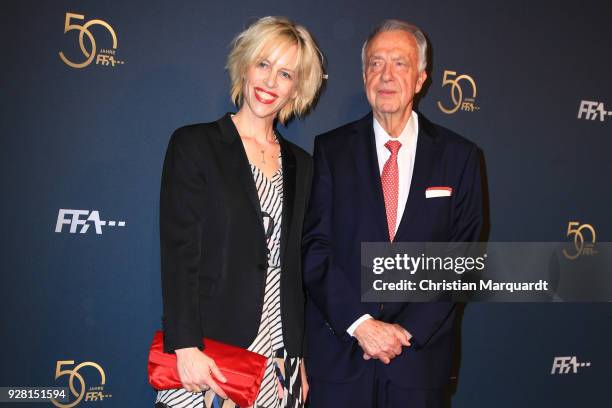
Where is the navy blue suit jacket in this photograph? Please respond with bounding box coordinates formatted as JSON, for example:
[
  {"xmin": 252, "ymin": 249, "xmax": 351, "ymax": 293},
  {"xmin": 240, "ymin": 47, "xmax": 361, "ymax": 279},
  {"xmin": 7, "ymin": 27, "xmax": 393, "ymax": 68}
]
[{"xmin": 302, "ymin": 112, "xmax": 483, "ymax": 388}]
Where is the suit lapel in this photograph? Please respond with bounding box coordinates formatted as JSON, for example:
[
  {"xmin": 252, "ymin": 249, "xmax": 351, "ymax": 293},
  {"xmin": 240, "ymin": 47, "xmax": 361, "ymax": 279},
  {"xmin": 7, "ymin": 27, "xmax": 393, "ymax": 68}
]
[
  {"xmin": 349, "ymin": 113, "xmax": 389, "ymax": 242},
  {"xmin": 278, "ymin": 136, "xmax": 296, "ymax": 267},
  {"xmin": 216, "ymin": 113, "xmax": 296, "ymax": 263},
  {"xmin": 395, "ymin": 113, "xmax": 441, "ymax": 240},
  {"xmin": 216, "ymin": 114, "xmax": 266, "ymax": 236}
]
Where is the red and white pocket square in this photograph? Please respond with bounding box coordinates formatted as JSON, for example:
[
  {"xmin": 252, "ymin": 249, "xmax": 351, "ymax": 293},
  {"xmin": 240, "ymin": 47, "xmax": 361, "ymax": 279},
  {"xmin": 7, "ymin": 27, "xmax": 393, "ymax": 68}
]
[{"xmin": 425, "ymin": 186, "xmax": 452, "ymax": 198}]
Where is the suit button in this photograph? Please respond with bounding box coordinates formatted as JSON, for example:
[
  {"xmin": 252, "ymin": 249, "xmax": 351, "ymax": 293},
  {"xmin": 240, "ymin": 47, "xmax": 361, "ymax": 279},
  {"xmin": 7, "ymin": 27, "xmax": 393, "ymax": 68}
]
[{"xmin": 380, "ymin": 303, "xmax": 384, "ymax": 311}]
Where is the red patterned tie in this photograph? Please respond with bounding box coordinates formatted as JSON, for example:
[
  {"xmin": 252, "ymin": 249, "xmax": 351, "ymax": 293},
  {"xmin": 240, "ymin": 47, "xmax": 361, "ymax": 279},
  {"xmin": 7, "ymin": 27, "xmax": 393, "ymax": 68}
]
[{"xmin": 381, "ymin": 140, "xmax": 402, "ymax": 241}]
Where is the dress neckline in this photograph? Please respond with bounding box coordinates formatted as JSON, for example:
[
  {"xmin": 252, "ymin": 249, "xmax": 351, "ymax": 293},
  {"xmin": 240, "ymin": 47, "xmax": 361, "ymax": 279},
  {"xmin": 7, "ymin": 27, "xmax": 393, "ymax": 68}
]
[{"xmin": 249, "ymin": 162, "xmax": 283, "ymax": 184}]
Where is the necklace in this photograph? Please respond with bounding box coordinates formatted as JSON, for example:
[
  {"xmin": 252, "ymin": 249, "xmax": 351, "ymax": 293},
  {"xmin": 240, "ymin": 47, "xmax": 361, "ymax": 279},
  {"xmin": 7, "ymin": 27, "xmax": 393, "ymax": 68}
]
[
  {"xmin": 231, "ymin": 114, "xmax": 276, "ymax": 166},
  {"xmin": 258, "ymin": 131, "xmax": 277, "ymax": 165}
]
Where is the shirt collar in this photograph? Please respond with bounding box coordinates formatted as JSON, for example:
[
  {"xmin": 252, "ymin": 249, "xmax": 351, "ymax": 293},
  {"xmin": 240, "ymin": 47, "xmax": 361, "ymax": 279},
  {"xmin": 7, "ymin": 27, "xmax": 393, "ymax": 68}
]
[{"xmin": 373, "ymin": 111, "xmax": 419, "ymax": 152}]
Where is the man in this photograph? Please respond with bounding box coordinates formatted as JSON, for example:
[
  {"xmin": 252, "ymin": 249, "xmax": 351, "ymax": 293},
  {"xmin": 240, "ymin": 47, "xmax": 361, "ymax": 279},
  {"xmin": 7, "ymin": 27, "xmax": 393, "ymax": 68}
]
[{"xmin": 302, "ymin": 20, "xmax": 483, "ymax": 407}]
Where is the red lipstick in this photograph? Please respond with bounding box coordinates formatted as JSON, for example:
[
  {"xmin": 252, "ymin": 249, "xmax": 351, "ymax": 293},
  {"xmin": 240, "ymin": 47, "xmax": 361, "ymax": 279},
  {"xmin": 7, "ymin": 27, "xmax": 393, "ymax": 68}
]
[{"xmin": 254, "ymin": 87, "xmax": 278, "ymax": 104}]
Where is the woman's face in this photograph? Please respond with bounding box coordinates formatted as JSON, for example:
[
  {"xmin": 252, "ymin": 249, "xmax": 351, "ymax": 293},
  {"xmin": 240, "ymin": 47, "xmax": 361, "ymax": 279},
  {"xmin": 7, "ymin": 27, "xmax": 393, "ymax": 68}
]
[{"xmin": 241, "ymin": 43, "xmax": 299, "ymax": 122}]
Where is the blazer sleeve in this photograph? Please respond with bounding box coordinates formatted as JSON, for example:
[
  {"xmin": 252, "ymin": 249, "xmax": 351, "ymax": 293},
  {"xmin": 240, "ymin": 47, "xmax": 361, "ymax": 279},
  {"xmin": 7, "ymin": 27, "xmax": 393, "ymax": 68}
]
[
  {"xmin": 450, "ymin": 145, "xmax": 483, "ymax": 242},
  {"xmin": 159, "ymin": 128, "xmax": 206, "ymax": 353},
  {"xmin": 396, "ymin": 144, "xmax": 483, "ymax": 348},
  {"xmin": 302, "ymin": 137, "xmax": 370, "ymax": 340},
  {"xmin": 301, "ymin": 154, "xmax": 314, "ymax": 358}
]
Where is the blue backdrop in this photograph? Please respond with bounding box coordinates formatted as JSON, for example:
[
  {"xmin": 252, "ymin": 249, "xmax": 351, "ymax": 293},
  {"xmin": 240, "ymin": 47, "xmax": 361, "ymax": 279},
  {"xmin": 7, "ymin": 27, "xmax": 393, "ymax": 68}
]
[{"xmin": 1, "ymin": 0, "xmax": 611, "ymax": 407}]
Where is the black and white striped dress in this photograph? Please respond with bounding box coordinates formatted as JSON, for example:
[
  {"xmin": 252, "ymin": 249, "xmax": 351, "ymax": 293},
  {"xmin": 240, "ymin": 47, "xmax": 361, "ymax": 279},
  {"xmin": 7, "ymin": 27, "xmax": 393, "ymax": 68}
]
[{"xmin": 156, "ymin": 159, "xmax": 303, "ymax": 408}]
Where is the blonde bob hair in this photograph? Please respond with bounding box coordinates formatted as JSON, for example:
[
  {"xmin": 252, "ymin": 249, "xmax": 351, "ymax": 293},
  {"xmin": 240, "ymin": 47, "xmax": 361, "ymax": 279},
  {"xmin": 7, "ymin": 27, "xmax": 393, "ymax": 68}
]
[{"xmin": 227, "ymin": 16, "xmax": 324, "ymax": 124}]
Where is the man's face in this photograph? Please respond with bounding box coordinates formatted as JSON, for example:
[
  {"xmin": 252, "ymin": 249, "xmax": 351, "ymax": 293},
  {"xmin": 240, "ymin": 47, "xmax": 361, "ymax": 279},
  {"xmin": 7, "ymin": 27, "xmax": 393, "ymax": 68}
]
[{"xmin": 363, "ymin": 30, "xmax": 427, "ymax": 120}]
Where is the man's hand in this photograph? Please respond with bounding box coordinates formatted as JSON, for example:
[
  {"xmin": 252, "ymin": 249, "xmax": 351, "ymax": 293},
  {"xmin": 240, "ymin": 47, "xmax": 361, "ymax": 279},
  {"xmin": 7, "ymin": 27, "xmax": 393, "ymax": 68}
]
[
  {"xmin": 353, "ymin": 320, "xmax": 412, "ymax": 364},
  {"xmin": 175, "ymin": 347, "xmax": 228, "ymax": 397}
]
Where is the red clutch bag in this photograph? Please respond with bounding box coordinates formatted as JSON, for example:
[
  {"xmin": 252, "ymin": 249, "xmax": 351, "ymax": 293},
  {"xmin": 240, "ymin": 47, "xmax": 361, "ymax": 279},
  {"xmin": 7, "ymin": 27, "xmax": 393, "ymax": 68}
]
[{"xmin": 148, "ymin": 331, "xmax": 267, "ymax": 407}]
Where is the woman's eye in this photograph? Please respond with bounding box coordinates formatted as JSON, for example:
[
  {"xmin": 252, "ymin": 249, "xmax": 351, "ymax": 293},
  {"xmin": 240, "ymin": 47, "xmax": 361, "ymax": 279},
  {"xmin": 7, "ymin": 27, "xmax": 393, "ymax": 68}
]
[
  {"xmin": 280, "ymin": 71, "xmax": 292, "ymax": 80},
  {"xmin": 258, "ymin": 61, "xmax": 269, "ymax": 68}
]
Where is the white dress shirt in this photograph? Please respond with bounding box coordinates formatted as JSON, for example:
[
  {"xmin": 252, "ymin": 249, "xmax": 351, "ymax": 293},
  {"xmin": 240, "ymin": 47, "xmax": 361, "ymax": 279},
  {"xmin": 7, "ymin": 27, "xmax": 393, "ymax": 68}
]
[{"xmin": 346, "ymin": 111, "xmax": 419, "ymax": 336}]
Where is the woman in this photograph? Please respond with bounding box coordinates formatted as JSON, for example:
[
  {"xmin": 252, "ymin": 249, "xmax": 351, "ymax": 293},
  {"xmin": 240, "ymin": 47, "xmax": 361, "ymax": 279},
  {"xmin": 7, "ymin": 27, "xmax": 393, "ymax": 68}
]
[{"xmin": 155, "ymin": 16, "xmax": 324, "ymax": 408}]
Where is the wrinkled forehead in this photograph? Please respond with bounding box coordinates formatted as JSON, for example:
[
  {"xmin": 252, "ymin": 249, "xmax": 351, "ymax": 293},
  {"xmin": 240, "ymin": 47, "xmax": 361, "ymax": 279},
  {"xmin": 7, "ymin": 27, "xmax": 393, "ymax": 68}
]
[{"xmin": 366, "ymin": 30, "xmax": 418, "ymax": 59}]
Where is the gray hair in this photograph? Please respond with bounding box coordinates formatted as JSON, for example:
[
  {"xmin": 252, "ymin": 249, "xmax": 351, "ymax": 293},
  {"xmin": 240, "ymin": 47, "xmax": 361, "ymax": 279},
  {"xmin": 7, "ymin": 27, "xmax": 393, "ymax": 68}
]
[{"xmin": 361, "ymin": 19, "xmax": 428, "ymax": 73}]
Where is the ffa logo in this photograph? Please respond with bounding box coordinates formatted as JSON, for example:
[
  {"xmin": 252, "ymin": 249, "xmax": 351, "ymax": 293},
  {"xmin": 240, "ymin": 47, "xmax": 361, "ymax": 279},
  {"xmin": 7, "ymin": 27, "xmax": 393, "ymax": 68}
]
[
  {"xmin": 59, "ymin": 12, "xmax": 125, "ymax": 69},
  {"xmin": 437, "ymin": 70, "xmax": 479, "ymax": 114},
  {"xmin": 51, "ymin": 361, "xmax": 112, "ymax": 407}
]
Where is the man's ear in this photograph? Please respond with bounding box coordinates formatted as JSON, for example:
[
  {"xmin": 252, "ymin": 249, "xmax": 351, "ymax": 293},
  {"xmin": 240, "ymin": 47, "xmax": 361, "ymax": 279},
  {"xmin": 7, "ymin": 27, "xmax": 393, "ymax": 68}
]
[{"xmin": 415, "ymin": 70, "xmax": 427, "ymax": 94}]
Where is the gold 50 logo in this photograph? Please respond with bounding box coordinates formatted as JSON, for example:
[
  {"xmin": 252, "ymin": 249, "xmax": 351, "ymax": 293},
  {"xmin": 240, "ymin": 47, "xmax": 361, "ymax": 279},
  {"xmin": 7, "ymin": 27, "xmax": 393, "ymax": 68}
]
[
  {"xmin": 437, "ymin": 70, "xmax": 479, "ymax": 114},
  {"xmin": 51, "ymin": 361, "xmax": 112, "ymax": 407},
  {"xmin": 59, "ymin": 12, "xmax": 125, "ymax": 69},
  {"xmin": 562, "ymin": 221, "xmax": 597, "ymax": 260}
]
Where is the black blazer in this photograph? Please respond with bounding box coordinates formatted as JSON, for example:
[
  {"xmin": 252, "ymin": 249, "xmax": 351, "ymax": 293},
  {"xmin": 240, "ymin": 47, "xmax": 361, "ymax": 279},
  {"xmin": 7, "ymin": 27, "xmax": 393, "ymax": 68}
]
[{"xmin": 160, "ymin": 113, "xmax": 312, "ymax": 356}]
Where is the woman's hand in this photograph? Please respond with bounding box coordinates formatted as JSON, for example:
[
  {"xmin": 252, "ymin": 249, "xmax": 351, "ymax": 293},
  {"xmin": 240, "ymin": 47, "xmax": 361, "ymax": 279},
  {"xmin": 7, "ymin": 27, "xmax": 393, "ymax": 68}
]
[
  {"xmin": 300, "ymin": 360, "xmax": 309, "ymax": 403},
  {"xmin": 175, "ymin": 347, "xmax": 228, "ymax": 398}
]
